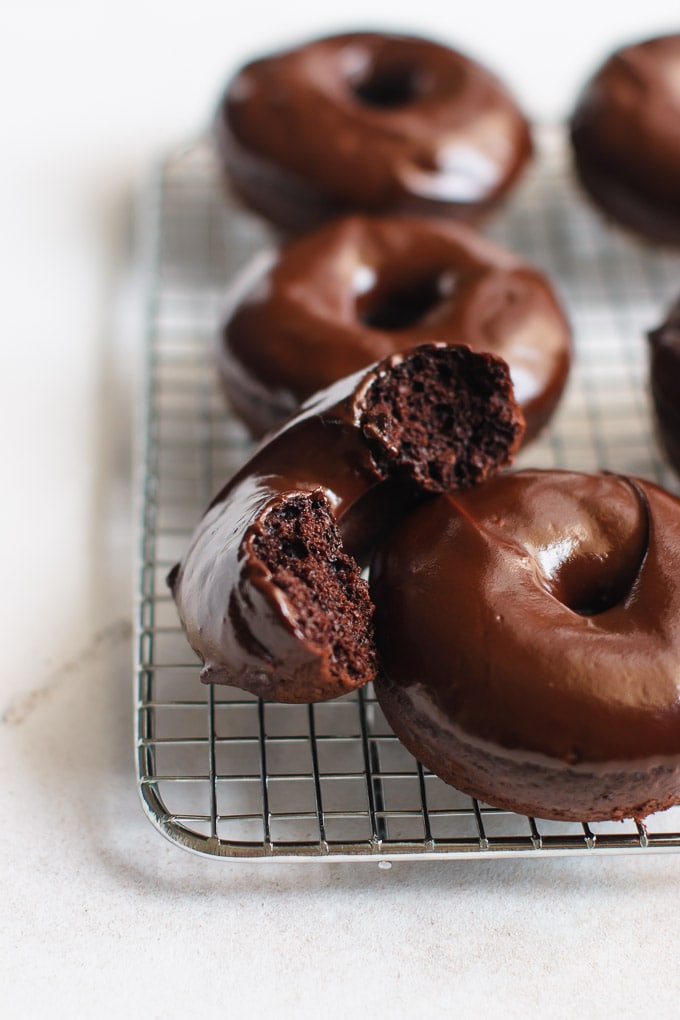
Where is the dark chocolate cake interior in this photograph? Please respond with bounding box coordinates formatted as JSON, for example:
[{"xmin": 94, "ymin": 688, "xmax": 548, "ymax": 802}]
[
  {"xmin": 252, "ymin": 492, "xmax": 377, "ymax": 687},
  {"xmin": 360, "ymin": 346, "xmax": 523, "ymax": 491}
]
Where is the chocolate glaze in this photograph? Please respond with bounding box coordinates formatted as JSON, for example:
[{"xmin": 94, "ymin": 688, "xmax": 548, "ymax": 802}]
[
  {"xmin": 169, "ymin": 344, "xmax": 523, "ymax": 702},
  {"xmin": 649, "ymin": 297, "xmax": 680, "ymax": 473},
  {"xmin": 570, "ymin": 34, "xmax": 680, "ymax": 245},
  {"xmin": 215, "ymin": 32, "xmax": 533, "ymax": 233},
  {"xmin": 219, "ymin": 215, "xmax": 571, "ymax": 441},
  {"xmin": 371, "ymin": 470, "xmax": 680, "ymax": 820}
]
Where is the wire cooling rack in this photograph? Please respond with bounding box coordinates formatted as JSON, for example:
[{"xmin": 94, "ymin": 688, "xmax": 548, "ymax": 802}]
[{"xmin": 135, "ymin": 128, "xmax": 680, "ymax": 863}]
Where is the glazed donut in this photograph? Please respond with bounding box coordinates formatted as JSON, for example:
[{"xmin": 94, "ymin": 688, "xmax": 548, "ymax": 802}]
[
  {"xmin": 649, "ymin": 296, "xmax": 680, "ymax": 473},
  {"xmin": 219, "ymin": 215, "xmax": 571, "ymax": 441},
  {"xmin": 168, "ymin": 344, "xmax": 523, "ymax": 703},
  {"xmin": 371, "ymin": 470, "xmax": 680, "ymax": 821},
  {"xmin": 215, "ymin": 31, "xmax": 533, "ymax": 233},
  {"xmin": 570, "ymin": 34, "xmax": 680, "ymax": 245}
]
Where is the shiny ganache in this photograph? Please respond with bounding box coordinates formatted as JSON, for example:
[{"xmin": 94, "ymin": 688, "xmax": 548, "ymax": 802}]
[
  {"xmin": 371, "ymin": 470, "xmax": 680, "ymax": 821},
  {"xmin": 215, "ymin": 31, "xmax": 533, "ymax": 232},
  {"xmin": 169, "ymin": 344, "xmax": 523, "ymax": 703},
  {"xmin": 219, "ymin": 215, "xmax": 571, "ymax": 440},
  {"xmin": 570, "ymin": 33, "xmax": 680, "ymax": 245}
]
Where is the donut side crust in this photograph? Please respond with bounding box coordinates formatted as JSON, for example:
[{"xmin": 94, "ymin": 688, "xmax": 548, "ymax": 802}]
[{"xmin": 376, "ymin": 670, "xmax": 680, "ymax": 822}]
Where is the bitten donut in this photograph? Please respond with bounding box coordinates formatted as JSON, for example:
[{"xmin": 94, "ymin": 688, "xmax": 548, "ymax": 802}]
[
  {"xmin": 570, "ymin": 34, "xmax": 680, "ymax": 244},
  {"xmin": 649, "ymin": 296, "xmax": 680, "ymax": 473},
  {"xmin": 168, "ymin": 344, "xmax": 523, "ymax": 703},
  {"xmin": 371, "ymin": 470, "xmax": 680, "ymax": 821},
  {"xmin": 219, "ymin": 215, "xmax": 571, "ymax": 440},
  {"xmin": 215, "ymin": 31, "xmax": 533, "ymax": 232}
]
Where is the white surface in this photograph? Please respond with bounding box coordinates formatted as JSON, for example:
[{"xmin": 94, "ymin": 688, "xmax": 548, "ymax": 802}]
[{"xmin": 2, "ymin": 2, "xmax": 680, "ymax": 1017}]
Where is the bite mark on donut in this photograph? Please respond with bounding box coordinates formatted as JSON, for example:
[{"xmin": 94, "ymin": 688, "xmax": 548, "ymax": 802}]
[
  {"xmin": 360, "ymin": 345, "xmax": 524, "ymax": 491},
  {"xmin": 251, "ymin": 491, "xmax": 377, "ymax": 690}
]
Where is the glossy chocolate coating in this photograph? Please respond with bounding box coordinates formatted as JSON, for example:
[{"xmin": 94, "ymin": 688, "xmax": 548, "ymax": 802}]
[
  {"xmin": 220, "ymin": 215, "xmax": 571, "ymax": 441},
  {"xmin": 371, "ymin": 470, "xmax": 680, "ymax": 820},
  {"xmin": 169, "ymin": 344, "xmax": 523, "ymax": 702},
  {"xmin": 649, "ymin": 297, "xmax": 680, "ymax": 472},
  {"xmin": 570, "ymin": 34, "xmax": 680, "ymax": 245},
  {"xmin": 215, "ymin": 32, "xmax": 533, "ymax": 232}
]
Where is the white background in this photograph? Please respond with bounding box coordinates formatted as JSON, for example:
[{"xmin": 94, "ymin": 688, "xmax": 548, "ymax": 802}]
[{"xmin": 2, "ymin": 2, "xmax": 680, "ymax": 1017}]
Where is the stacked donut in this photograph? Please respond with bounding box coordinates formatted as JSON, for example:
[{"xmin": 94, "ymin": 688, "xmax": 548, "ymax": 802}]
[{"xmin": 169, "ymin": 31, "xmax": 680, "ymax": 824}]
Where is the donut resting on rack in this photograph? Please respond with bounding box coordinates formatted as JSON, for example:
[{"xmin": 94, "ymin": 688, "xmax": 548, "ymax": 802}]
[
  {"xmin": 168, "ymin": 344, "xmax": 524, "ymax": 702},
  {"xmin": 219, "ymin": 215, "xmax": 571, "ymax": 441},
  {"xmin": 370, "ymin": 469, "xmax": 680, "ymax": 821},
  {"xmin": 214, "ymin": 31, "xmax": 533, "ymax": 233}
]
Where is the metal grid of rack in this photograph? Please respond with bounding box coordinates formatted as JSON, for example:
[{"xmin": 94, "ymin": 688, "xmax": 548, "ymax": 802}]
[{"xmin": 135, "ymin": 128, "xmax": 680, "ymax": 862}]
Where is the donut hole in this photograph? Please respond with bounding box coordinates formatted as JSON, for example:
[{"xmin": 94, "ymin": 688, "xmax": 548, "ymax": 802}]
[
  {"xmin": 359, "ymin": 274, "xmax": 447, "ymax": 331},
  {"xmin": 360, "ymin": 345, "xmax": 523, "ymax": 491},
  {"xmin": 546, "ymin": 543, "xmax": 648, "ymax": 617},
  {"xmin": 501, "ymin": 477, "xmax": 651, "ymax": 617},
  {"xmin": 252, "ymin": 493, "xmax": 377, "ymax": 686},
  {"xmin": 550, "ymin": 558, "xmax": 637, "ymax": 617},
  {"xmin": 351, "ymin": 62, "xmax": 425, "ymax": 108}
]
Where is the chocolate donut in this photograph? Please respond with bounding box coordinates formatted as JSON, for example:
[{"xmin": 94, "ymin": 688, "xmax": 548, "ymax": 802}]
[
  {"xmin": 215, "ymin": 32, "xmax": 533, "ymax": 233},
  {"xmin": 219, "ymin": 215, "xmax": 571, "ymax": 441},
  {"xmin": 169, "ymin": 344, "xmax": 523, "ymax": 703},
  {"xmin": 371, "ymin": 470, "xmax": 680, "ymax": 821},
  {"xmin": 649, "ymin": 297, "xmax": 680, "ymax": 473},
  {"xmin": 570, "ymin": 34, "xmax": 680, "ymax": 244}
]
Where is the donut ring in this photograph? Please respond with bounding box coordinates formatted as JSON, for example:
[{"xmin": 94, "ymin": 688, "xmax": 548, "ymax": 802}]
[
  {"xmin": 570, "ymin": 34, "xmax": 680, "ymax": 245},
  {"xmin": 371, "ymin": 470, "xmax": 680, "ymax": 821},
  {"xmin": 219, "ymin": 215, "xmax": 571, "ymax": 441},
  {"xmin": 215, "ymin": 32, "xmax": 533, "ymax": 232},
  {"xmin": 169, "ymin": 344, "xmax": 523, "ymax": 703}
]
